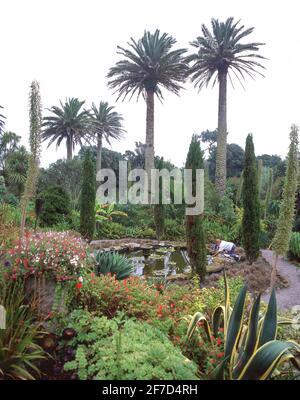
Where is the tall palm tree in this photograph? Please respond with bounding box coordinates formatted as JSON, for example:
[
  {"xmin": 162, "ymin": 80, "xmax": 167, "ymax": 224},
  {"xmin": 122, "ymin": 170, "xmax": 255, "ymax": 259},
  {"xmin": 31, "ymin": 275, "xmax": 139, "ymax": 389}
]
[
  {"xmin": 107, "ymin": 30, "xmax": 189, "ymax": 178},
  {"xmin": 42, "ymin": 98, "xmax": 91, "ymax": 160},
  {"xmin": 187, "ymin": 18, "xmax": 266, "ymax": 197},
  {"xmin": 0, "ymin": 106, "xmax": 6, "ymax": 134},
  {"xmin": 90, "ymin": 101, "xmax": 125, "ymax": 173}
]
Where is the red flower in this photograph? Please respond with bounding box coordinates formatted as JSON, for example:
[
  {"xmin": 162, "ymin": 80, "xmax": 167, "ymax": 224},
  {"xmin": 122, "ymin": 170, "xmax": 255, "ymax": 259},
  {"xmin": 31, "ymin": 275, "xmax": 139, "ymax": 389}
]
[
  {"xmin": 75, "ymin": 282, "xmax": 82, "ymax": 290},
  {"xmin": 217, "ymin": 352, "xmax": 224, "ymax": 359},
  {"xmin": 217, "ymin": 338, "xmax": 222, "ymax": 346}
]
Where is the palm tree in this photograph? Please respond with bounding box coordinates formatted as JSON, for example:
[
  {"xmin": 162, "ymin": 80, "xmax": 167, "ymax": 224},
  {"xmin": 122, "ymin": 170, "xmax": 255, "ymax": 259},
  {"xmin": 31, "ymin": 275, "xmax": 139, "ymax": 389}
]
[
  {"xmin": 107, "ymin": 30, "xmax": 189, "ymax": 178},
  {"xmin": 187, "ymin": 18, "xmax": 266, "ymax": 197},
  {"xmin": 90, "ymin": 101, "xmax": 125, "ymax": 173},
  {"xmin": 42, "ymin": 98, "xmax": 91, "ymax": 160},
  {"xmin": 0, "ymin": 106, "xmax": 6, "ymax": 134},
  {"xmin": 6, "ymin": 145, "xmax": 28, "ymax": 198}
]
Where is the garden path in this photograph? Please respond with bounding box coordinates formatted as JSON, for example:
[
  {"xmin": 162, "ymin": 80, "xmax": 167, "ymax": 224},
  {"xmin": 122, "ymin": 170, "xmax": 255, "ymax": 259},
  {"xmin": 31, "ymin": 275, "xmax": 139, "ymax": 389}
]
[{"xmin": 261, "ymin": 249, "xmax": 300, "ymax": 310}]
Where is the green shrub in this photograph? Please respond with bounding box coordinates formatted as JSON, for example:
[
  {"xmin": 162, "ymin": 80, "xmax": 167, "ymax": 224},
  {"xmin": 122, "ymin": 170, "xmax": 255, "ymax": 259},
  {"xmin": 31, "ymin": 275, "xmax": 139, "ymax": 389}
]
[
  {"xmin": 196, "ymin": 276, "xmax": 245, "ymax": 315},
  {"xmin": 61, "ymin": 310, "xmax": 198, "ymax": 380},
  {"xmin": 289, "ymin": 232, "xmax": 300, "ymax": 260},
  {"xmin": 39, "ymin": 185, "xmax": 71, "ymax": 227},
  {"xmin": 163, "ymin": 219, "xmax": 185, "ymax": 239},
  {"xmin": 95, "ymin": 251, "xmax": 134, "ymax": 280},
  {"xmin": 217, "ymin": 195, "xmax": 237, "ymax": 225},
  {"xmin": 0, "ymin": 176, "xmax": 19, "ymax": 207},
  {"xmin": 140, "ymin": 227, "xmax": 156, "ymax": 238},
  {"xmin": 203, "ymin": 218, "xmax": 236, "ymax": 243},
  {"xmin": 95, "ymin": 221, "xmax": 126, "ymax": 239}
]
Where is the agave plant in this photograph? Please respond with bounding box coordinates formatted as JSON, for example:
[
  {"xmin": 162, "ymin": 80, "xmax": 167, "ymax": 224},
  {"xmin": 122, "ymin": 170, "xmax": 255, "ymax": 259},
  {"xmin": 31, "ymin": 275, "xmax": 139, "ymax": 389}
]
[
  {"xmin": 95, "ymin": 251, "xmax": 134, "ymax": 280},
  {"xmin": 95, "ymin": 202, "xmax": 128, "ymax": 223},
  {"xmin": 187, "ymin": 272, "xmax": 300, "ymax": 380}
]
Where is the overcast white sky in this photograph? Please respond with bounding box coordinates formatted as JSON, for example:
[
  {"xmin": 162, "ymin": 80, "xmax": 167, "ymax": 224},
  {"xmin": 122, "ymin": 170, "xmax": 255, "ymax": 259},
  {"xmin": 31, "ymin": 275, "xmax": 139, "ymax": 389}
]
[{"xmin": 1, "ymin": 0, "xmax": 300, "ymax": 168}]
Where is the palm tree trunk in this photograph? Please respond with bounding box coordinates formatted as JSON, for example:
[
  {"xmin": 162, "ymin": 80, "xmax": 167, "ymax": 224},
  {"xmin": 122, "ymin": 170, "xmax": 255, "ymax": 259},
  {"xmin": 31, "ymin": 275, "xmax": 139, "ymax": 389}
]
[
  {"xmin": 66, "ymin": 133, "xmax": 73, "ymax": 160},
  {"xmin": 96, "ymin": 133, "xmax": 103, "ymax": 174},
  {"xmin": 215, "ymin": 70, "xmax": 228, "ymax": 198},
  {"xmin": 145, "ymin": 90, "xmax": 155, "ymax": 176}
]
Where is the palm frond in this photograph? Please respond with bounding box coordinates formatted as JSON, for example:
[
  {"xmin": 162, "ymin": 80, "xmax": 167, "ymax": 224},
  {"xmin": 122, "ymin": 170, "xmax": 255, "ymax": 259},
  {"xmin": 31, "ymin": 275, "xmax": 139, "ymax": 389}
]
[
  {"xmin": 90, "ymin": 101, "xmax": 126, "ymax": 144},
  {"xmin": 107, "ymin": 29, "xmax": 189, "ymax": 101},
  {"xmin": 187, "ymin": 17, "xmax": 266, "ymax": 89},
  {"xmin": 42, "ymin": 98, "xmax": 92, "ymax": 151}
]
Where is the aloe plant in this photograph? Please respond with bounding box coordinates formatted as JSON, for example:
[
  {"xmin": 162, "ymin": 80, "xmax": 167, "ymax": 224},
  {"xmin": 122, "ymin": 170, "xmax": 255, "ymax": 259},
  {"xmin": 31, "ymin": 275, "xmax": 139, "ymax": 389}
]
[
  {"xmin": 187, "ymin": 272, "xmax": 300, "ymax": 380},
  {"xmin": 95, "ymin": 251, "xmax": 134, "ymax": 280}
]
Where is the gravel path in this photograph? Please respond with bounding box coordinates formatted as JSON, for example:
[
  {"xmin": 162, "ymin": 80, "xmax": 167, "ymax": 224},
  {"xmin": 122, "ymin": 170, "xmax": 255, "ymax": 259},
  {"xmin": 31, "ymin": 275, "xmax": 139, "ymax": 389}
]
[{"xmin": 261, "ymin": 249, "xmax": 300, "ymax": 310}]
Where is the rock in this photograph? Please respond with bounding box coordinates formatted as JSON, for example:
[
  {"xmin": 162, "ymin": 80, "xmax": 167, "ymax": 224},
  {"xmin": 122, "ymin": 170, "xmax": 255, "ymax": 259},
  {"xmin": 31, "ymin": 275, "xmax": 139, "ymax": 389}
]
[
  {"xmin": 166, "ymin": 273, "xmax": 190, "ymax": 282},
  {"xmin": 25, "ymin": 276, "xmax": 68, "ymax": 318},
  {"xmin": 152, "ymin": 270, "xmax": 166, "ymax": 277},
  {"xmin": 207, "ymin": 264, "xmax": 225, "ymax": 274}
]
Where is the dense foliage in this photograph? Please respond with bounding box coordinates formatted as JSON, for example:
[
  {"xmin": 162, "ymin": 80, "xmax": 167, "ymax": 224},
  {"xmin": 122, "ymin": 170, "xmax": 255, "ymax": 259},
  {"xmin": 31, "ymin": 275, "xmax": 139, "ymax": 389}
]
[
  {"xmin": 61, "ymin": 310, "xmax": 198, "ymax": 380},
  {"xmin": 39, "ymin": 185, "xmax": 71, "ymax": 227}
]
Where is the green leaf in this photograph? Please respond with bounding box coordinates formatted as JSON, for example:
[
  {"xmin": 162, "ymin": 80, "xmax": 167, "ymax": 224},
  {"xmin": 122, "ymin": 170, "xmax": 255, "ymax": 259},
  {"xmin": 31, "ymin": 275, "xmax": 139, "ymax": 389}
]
[
  {"xmin": 257, "ymin": 288, "xmax": 277, "ymax": 348},
  {"xmin": 233, "ymin": 294, "xmax": 261, "ymax": 378},
  {"xmin": 239, "ymin": 340, "xmax": 300, "ymax": 380},
  {"xmin": 225, "ymin": 285, "xmax": 247, "ymax": 361}
]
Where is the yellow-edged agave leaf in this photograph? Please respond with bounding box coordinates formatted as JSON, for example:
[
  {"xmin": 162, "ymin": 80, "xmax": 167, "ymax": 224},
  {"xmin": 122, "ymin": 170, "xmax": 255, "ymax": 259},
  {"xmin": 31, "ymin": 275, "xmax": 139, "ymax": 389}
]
[
  {"xmin": 239, "ymin": 340, "xmax": 300, "ymax": 380},
  {"xmin": 225, "ymin": 285, "xmax": 247, "ymax": 368},
  {"xmin": 212, "ymin": 306, "xmax": 226, "ymax": 337},
  {"xmin": 257, "ymin": 289, "xmax": 277, "ymax": 349},
  {"xmin": 187, "ymin": 312, "xmax": 212, "ymax": 342},
  {"xmin": 223, "ymin": 270, "xmax": 230, "ymax": 332},
  {"xmin": 233, "ymin": 295, "xmax": 261, "ymax": 378}
]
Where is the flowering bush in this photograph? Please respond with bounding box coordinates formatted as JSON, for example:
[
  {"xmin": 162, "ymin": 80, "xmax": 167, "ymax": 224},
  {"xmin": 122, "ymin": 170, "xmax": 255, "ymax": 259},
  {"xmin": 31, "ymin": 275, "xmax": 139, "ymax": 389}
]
[
  {"xmin": 73, "ymin": 273, "xmax": 200, "ymax": 326},
  {"xmin": 4, "ymin": 231, "xmax": 89, "ymax": 281}
]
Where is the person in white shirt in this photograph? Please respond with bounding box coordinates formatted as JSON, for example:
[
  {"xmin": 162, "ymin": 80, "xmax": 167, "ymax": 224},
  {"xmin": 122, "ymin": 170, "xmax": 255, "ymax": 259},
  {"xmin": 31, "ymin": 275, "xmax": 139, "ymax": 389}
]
[{"xmin": 213, "ymin": 239, "xmax": 236, "ymax": 256}]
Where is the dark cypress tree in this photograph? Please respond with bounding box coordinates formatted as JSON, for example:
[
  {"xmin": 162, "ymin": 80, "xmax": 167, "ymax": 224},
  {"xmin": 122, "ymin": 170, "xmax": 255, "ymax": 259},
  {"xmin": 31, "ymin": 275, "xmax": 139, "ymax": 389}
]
[
  {"xmin": 242, "ymin": 134, "xmax": 260, "ymax": 264},
  {"xmin": 185, "ymin": 134, "xmax": 206, "ymax": 282},
  {"xmin": 80, "ymin": 150, "xmax": 96, "ymax": 241}
]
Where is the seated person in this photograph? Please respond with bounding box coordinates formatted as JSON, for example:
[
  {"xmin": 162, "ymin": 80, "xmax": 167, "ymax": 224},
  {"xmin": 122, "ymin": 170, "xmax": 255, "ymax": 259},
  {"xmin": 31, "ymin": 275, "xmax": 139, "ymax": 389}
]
[{"xmin": 213, "ymin": 239, "xmax": 236, "ymax": 257}]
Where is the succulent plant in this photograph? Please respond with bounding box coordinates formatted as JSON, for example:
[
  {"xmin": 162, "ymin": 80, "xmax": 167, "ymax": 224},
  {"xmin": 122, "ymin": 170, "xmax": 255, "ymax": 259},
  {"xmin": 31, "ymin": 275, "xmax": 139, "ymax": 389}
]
[
  {"xmin": 62, "ymin": 328, "xmax": 77, "ymax": 341},
  {"xmin": 95, "ymin": 251, "xmax": 134, "ymax": 280}
]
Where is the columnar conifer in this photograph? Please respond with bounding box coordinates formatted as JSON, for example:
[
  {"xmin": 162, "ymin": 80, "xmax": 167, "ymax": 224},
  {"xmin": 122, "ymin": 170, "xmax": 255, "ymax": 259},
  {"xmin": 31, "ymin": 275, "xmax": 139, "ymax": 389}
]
[
  {"xmin": 241, "ymin": 134, "xmax": 260, "ymax": 264},
  {"xmin": 80, "ymin": 150, "xmax": 96, "ymax": 241},
  {"xmin": 185, "ymin": 134, "xmax": 206, "ymax": 282}
]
